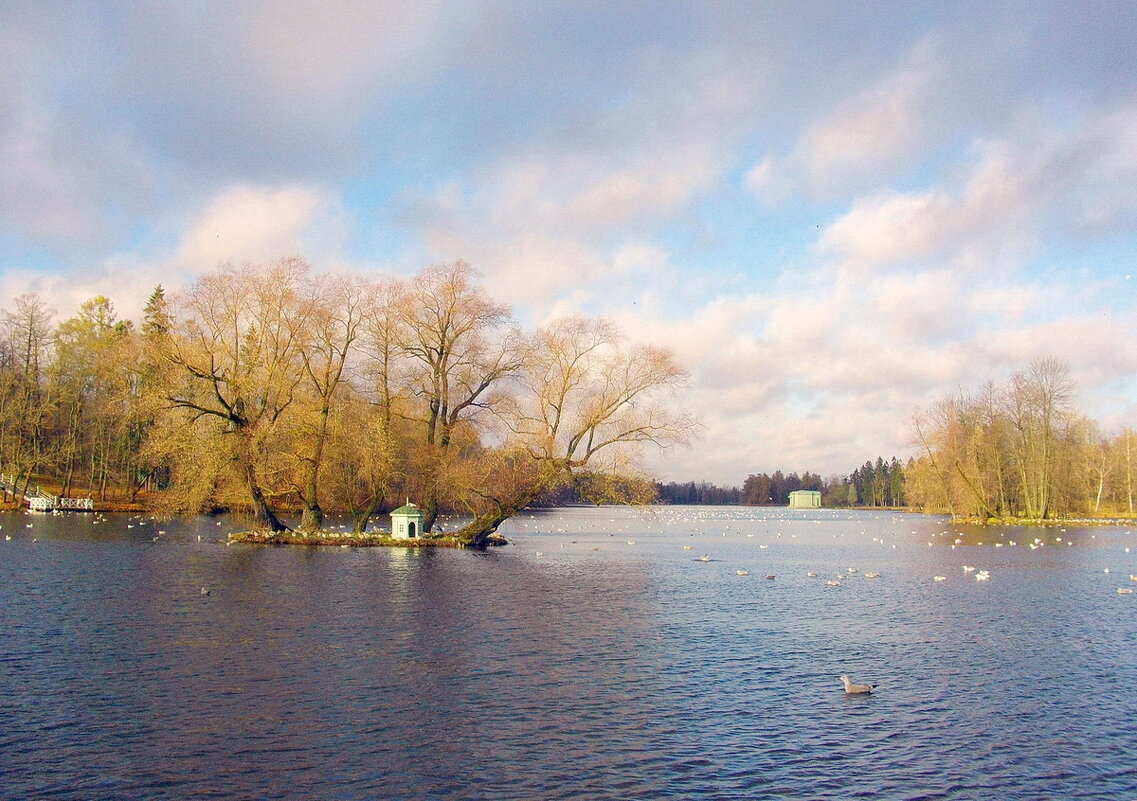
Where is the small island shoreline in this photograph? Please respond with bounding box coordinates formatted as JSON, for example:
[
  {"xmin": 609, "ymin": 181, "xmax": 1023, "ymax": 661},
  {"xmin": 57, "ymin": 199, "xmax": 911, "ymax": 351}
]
[{"xmin": 227, "ymin": 530, "xmax": 508, "ymax": 548}]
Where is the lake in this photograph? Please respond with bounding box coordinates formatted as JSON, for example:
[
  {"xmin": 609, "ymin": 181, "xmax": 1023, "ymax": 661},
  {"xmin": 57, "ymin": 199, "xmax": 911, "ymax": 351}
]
[{"xmin": 2, "ymin": 506, "xmax": 1136, "ymax": 800}]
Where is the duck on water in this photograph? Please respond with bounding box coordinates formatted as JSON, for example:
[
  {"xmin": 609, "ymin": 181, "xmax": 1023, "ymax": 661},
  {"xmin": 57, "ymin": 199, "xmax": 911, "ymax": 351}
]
[{"xmin": 840, "ymin": 675, "xmax": 877, "ymax": 695}]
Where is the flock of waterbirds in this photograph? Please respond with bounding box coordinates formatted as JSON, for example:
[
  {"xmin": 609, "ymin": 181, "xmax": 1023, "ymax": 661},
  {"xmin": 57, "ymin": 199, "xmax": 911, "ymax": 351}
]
[
  {"xmin": 510, "ymin": 506, "xmax": 1137, "ymax": 697},
  {"xmin": 507, "ymin": 507, "xmax": 1137, "ymax": 595},
  {"xmin": 5, "ymin": 507, "xmax": 1137, "ymax": 595},
  {"xmin": 5, "ymin": 505, "xmax": 1135, "ymax": 699}
]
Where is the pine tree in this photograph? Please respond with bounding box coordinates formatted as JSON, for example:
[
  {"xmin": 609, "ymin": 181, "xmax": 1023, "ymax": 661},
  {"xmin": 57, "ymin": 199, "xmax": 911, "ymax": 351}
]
[{"xmin": 142, "ymin": 286, "xmax": 172, "ymax": 338}]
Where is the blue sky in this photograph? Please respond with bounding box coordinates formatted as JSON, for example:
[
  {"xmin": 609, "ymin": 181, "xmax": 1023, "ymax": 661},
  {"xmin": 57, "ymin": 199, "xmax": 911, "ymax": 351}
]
[{"xmin": 2, "ymin": 1, "xmax": 1136, "ymax": 484}]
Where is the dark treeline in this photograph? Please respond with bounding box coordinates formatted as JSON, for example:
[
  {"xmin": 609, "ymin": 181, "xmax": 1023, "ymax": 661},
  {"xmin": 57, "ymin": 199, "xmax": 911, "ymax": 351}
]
[
  {"xmin": 655, "ymin": 481, "xmax": 741, "ymax": 505},
  {"xmin": 656, "ymin": 459, "xmax": 907, "ymax": 507},
  {"xmin": 740, "ymin": 470, "xmax": 824, "ymax": 505},
  {"xmin": 849, "ymin": 458, "xmax": 907, "ymax": 507}
]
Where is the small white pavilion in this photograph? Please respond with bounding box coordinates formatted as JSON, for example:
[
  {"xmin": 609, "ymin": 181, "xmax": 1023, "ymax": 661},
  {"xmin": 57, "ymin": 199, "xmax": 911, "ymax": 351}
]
[{"xmin": 389, "ymin": 502, "xmax": 424, "ymax": 539}]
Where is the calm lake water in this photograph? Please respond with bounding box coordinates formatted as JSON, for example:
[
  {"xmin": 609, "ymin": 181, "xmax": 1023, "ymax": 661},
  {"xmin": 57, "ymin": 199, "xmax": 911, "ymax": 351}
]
[{"xmin": 2, "ymin": 506, "xmax": 1136, "ymax": 800}]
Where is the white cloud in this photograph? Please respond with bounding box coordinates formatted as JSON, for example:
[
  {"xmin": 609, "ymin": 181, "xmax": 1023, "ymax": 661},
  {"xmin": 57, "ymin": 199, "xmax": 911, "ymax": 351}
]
[
  {"xmin": 637, "ymin": 195, "xmax": 1137, "ymax": 483},
  {"xmin": 173, "ymin": 184, "xmax": 347, "ymax": 271},
  {"xmin": 0, "ymin": 182, "xmax": 363, "ymax": 325},
  {"xmin": 818, "ymin": 98, "xmax": 1137, "ymax": 280},
  {"xmin": 746, "ymin": 35, "xmax": 943, "ymax": 201},
  {"xmin": 744, "ymin": 156, "xmax": 791, "ymax": 202},
  {"xmin": 404, "ymin": 144, "xmax": 719, "ymax": 318},
  {"xmin": 795, "ymin": 56, "xmax": 935, "ymax": 195},
  {"xmin": 564, "ymin": 156, "xmax": 717, "ymax": 230},
  {"xmin": 819, "ymin": 189, "xmax": 955, "ymax": 270}
]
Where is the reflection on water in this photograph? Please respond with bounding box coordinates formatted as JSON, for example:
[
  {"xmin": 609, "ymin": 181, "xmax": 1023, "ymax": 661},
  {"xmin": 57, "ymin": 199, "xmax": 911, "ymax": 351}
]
[{"xmin": 2, "ymin": 506, "xmax": 1136, "ymax": 799}]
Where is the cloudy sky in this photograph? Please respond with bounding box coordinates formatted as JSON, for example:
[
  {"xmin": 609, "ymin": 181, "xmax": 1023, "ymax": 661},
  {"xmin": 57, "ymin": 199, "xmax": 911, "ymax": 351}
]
[{"xmin": 3, "ymin": 1, "xmax": 1136, "ymax": 484}]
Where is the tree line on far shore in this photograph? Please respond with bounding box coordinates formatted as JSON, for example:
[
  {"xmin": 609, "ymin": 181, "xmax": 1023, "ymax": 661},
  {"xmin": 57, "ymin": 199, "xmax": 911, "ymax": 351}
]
[
  {"xmin": 654, "ymin": 457, "xmax": 907, "ymax": 508},
  {"xmin": 651, "ymin": 358, "xmax": 1137, "ymax": 522}
]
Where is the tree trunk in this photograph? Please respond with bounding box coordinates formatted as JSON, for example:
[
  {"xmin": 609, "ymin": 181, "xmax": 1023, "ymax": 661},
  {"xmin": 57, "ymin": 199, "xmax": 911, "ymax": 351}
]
[
  {"xmin": 235, "ymin": 436, "xmax": 288, "ymax": 532},
  {"xmin": 130, "ymin": 467, "xmax": 154, "ymax": 503},
  {"xmin": 298, "ymin": 404, "xmax": 331, "ymax": 532},
  {"xmin": 299, "ymin": 503, "xmax": 323, "ymax": 533},
  {"xmin": 351, "ymin": 492, "xmax": 386, "ymax": 534},
  {"xmin": 246, "ymin": 465, "xmax": 288, "ymax": 532},
  {"xmin": 422, "ymin": 495, "xmax": 439, "ymax": 533},
  {"xmin": 298, "ymin": 455, "xmax": 324, "ymax": 531},
  {"xmin": 456, "ymin": 510, "xmax": 515, "ymax": 548},
  {"xmin": 452, "ymin": 480, "xmax": 550, "ymax": 547}
]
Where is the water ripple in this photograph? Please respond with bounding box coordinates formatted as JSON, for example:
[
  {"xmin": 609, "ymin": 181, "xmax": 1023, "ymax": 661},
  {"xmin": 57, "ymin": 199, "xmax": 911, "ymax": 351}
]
[{"xmin": 2, "ymin": 507, "xmax": 1136, "ymax": 799}]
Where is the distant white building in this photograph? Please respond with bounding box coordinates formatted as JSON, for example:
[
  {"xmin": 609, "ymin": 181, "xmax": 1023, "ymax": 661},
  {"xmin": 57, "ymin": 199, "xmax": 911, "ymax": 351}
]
[{"xmin": 788, "ymin": 490, "xmax": 821, "ymax": 508}]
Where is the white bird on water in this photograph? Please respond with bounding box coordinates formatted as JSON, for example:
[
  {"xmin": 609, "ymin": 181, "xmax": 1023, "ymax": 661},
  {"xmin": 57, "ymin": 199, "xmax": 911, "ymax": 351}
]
[{"xmin": 840, "ymin": 675, "xmax": 876, "ymax": 695}]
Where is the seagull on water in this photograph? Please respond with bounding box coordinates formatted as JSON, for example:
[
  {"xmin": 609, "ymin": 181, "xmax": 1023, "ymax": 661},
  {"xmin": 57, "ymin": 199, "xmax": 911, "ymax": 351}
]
[{"xmin": 840, "ymin": 675, "xmax": 876, "ymax": 694}]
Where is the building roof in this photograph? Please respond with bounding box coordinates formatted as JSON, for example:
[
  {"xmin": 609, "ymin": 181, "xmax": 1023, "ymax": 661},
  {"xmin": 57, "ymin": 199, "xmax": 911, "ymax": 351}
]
[{"xmin": 390, "ymin": 502, "xmax": 421, "ymax": 516}]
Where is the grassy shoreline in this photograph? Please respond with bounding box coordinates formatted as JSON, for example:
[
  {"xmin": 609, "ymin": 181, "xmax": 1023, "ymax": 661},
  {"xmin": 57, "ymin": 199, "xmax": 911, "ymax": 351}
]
[
  {"xmin": 227, "ymin": 530, "xmax": 471, "ymax": 548},
  {"xmin": 947, "ymin": 515, "xmax": 1137, "ymax": 526}
]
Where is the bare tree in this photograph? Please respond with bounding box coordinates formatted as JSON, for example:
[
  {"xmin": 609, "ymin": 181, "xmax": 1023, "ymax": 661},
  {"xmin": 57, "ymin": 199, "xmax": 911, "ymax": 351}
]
[
  {"xmin": 345, "ymin": 278, "xmax": 411, "ymax": 532},
  {"xmin": 161, "ymin": 260, "xmax": 311, "ymax": 531},
  {"xmin": 0, "ymin": 294, "xmax": 54, "ymax": 495},
  {"xmin": 911, "ymin": 400, "xmax": 960, "ymax": 517},
  {"xmin": 453, "ymin": 315, "xmax": 695, "ymax": 546},
  {"xmin": 1123, "ymin": 427, "xmax": 1135, "ymax": 515},
  {"xmin": 398, "ymin": 261, "xmax": 525, "ymax": 530},
  {"xmin": 1005, "ymin": 357, "xmax": 1074, "ymax": 520},
  {"xmin": 909, "ymin": 357, "xmax": 1104, "ymax": 521},
  {"xmin": 293, "ymin": 275, "xmax": 367, "ymax": 532}
]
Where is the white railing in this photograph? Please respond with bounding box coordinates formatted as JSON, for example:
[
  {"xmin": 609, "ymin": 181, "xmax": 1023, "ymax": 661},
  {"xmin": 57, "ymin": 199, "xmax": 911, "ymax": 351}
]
[{"xmin": 1, "ymin": 474, "xmax": 94, "ymax": 511}]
